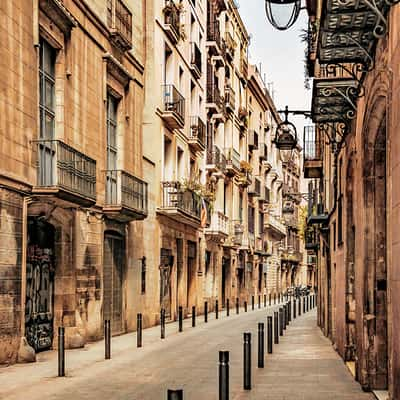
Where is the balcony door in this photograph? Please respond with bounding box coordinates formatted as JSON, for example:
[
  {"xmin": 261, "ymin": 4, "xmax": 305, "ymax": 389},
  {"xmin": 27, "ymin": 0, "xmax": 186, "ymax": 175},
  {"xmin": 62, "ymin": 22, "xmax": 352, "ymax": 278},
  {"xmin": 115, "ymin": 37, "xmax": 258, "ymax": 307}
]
[
  {"xmin": 186, "ymin": 241, "xmax": 197, "ymax": 308},
  {"xmin": 106, "ymin": 95, "xmax": 118, "ymax": 204},
  {"xmin": 103, "ymin": 232, "xmax": 125, "ymax": 335},
  {"xmin": 38, "ymin": 39, "xmax": 56, "ymax": 186}
]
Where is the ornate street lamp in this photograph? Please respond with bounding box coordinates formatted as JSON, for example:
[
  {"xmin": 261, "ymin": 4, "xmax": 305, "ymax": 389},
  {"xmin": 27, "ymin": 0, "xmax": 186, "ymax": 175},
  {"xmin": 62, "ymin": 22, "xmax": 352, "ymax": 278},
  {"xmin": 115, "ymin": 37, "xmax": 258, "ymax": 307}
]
[
  {"xmin": 264, "ymin": 0, "xmax": 301, "ymax": 31},
  {"xmin": 273, "ymin": 106, "xmax": 298, "ymax": 162}
]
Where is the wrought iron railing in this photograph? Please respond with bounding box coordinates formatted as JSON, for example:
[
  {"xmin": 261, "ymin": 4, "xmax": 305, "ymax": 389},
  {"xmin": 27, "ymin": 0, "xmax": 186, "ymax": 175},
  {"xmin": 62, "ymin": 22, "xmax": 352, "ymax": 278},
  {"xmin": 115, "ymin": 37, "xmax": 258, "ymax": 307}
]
[
  {"xmin": 249, "ymin": 130, "xmax": 259, "ymax": 150},
  {"xmin": 189, "ymin": 116, "xmax": 206, "ymax": 147},
  {"xmin": 190, "ymin": 42, "xmax": 202, "ymax": 75},
  {"xmin": 105, "ymin": 170, "xmax": 148, "ymax": 214},
  {"xmin": 207, "ymin": 19, "xmax": 221, "ymax": 48},
  {"xmin": 207, "ymin": 84, "xmax": 223, "ymax": 108},
  {"xmin": 230, "ymin": 220, "xmax": 244, "ymax": 245},
  {"xmin": 107, "ymin": 0, "xmax": 133, "ymax": 49},
  {"xmin": 162, "ymin": 84, "xmax": 185, "ymax": 123},
  {"xmin": 225, "ymin": 84, "xmax": 235, "ymax": 110},
  {"xmin": 304, "ymin": 125, "xmax": 322, "ymax": 161},
  {"xmin": 163, "ymin": 0, "xmax": 180, "ymax": 38},
  {"xmin": 225, "ymin": 147, "xmax": 241, "ymax": 171},
  {"xmin": 160, "ymin": 181, "xmax": 202, "ymax": 219},
  {"xmin": 35, "ymin": 139, "xmax": 96, "ymax": 200}
]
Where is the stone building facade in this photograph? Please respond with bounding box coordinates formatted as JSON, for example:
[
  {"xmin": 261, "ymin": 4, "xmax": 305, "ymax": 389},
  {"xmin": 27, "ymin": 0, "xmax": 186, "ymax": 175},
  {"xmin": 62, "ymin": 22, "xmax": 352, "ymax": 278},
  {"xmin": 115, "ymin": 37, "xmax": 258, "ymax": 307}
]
[{"xmin": 305, "ymin": 0, "xmax": 400, "ymax": 398}]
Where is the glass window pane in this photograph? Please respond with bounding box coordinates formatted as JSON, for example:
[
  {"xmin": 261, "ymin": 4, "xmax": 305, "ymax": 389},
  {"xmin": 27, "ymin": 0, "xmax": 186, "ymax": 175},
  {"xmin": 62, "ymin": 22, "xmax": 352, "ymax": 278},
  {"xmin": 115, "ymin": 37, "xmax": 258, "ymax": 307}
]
[
  {"xmin": 45, "ymin": 79, "xmax": 54, "ymax": 110},
  {"xmin": 44, "ymin": 112, "xmax": 54, "ymax": 139},
  {"xmin": 42, "ymin": 42, "xmax": 55, "ymax": 76}
]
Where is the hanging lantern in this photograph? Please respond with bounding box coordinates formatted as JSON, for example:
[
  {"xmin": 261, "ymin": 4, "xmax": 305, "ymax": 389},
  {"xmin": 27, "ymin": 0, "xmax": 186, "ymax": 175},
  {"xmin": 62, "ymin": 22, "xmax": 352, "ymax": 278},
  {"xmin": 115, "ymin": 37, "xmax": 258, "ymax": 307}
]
[
  {"xmin": 264, "ymin": 0, "xmax": 301, "ymax": 31},
  {"xmin": 273, "ymin": 106, "xmax": 298, "ymax": 162}
]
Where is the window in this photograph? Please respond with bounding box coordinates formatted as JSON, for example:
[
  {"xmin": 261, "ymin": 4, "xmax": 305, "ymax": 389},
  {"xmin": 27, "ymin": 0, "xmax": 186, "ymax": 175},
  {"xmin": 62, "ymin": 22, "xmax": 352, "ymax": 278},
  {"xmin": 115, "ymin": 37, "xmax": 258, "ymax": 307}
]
[
  {"xmin": 259, "ymin": 210, "xmax": 264, "ymax": 236},
  {"xmin": 141, "ymin": 256, "xmax": 146, "ymax": 294},
  {"xmin": 239, "ymin": 192, "xmax": 243, "ymax": 222},
  {"xmin": 106, "ymin": 95, "xmax": 118, "ymax": 203},
  {"xmin": 248, "ymin": 206, "xmax": 255, "ymax": 234},
  {"xmin": 39, "ymin": 39, "xmax": 56, "ymax": 139}
]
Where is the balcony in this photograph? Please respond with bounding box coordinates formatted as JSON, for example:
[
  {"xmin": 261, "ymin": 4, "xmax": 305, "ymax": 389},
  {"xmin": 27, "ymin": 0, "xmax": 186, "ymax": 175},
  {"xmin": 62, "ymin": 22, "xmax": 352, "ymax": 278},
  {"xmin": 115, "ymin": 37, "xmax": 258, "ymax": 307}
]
[
  {"xmin": 248, "ymin": 176, "xmax": 261, "ymax": 197},
  {"xmin": 158, "ymin": 181, "xmax": 203, "ymax": 227},
  {"xmin": 190, "ymin": 42, "xmax": 202, "ymax": 79},
  {"xmin": 206, "ymin": 84, "xmax": 224, "ymax": 115},
  {"xmin": 281, "ymin": 249, "xmax": 302, "ymax": 264},
  {"xmin": 308, "ymin": 202, "xmax": 328, "ymax": 225},
  {"xmin": 224, "ymin": 147, "xmax": 241, "ymax": 177},
  {"xmin": 259, "ymin": 143, "xmax": 268, "ymax": 161},
  {"xmin": 33, "ymin": 139, "xmax": 96, "ymax": 206},
  {"xmin": 161, "ymin": 84, "xmax": 185, "ymax": 129},
  {"xmin": 264, "ymin": 213, "xmax": 286, "ymax": 238},
  {"xmin": 206, "ymin": 145, "xmax": 225, "ymax": 174},
  {"xmin": 104, "ymin": 170, "xmax": 148, "ymax": 221},
  {"xmin": 225, "ymin": 31, "xmax": 236, "ymax": 62},
  {"xmin": 227, "ymin": 220, "xmax": 244, "ymax": 247},
  {"xmin": 163, "ymin": 0, "xmax": 181, "ymax": 44},
  {"xmin": 306, "ymin": 18, "xmax": 319, "ymax": 78},
  {"xmin": 240, "ymin": 55, "xmax": 248, "ymax": 81},
  {"xmin": 188, "ymin": 116, "xmax": 206, "ymax": 152},
  {"xmin": 205, "ymin": 211, "xmax": 229, "ymax": 241},
  {"xmin": 259, "ymin": 186, "xmax": 270, "ymax": 204},
  {"xmin": 248, "ymin": 130, "xmax": 259, "ymax": 150},
  {"xmin": 207, "ymin": 19, "xmax": 223, "ymax": 56},
  {"xmin": 305, "ymin": 226, "xmax": 319, "ymax": 250},
  {"xmin": 107, "ymin": 0, "xmax": 133, "ymax": 51},
  {"xmin": 224, "ymin": 85, "xmax": 235, "ymax": 112},
  {"xmin": 303, "ymin": 125, "xmax": 323, "ymax": 179}
]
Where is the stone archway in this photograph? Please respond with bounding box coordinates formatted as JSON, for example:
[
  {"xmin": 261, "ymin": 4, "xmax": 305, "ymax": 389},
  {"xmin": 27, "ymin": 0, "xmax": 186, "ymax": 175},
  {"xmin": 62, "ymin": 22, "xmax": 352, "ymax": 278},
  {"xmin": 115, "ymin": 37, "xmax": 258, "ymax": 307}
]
[
  {"xmin": 345, "ymin": 156, "xmax": 356, "ymax": 362},
  {"xmin": 362, "ymin": 97, "xmax": 388, "ymax": 390}
]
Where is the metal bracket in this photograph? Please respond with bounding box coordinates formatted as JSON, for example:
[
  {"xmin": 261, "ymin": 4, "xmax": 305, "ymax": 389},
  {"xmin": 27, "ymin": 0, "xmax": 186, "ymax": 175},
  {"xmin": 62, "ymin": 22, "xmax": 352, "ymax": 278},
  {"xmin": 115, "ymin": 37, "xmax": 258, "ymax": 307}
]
[{"xmin": 318, "ymin": 122, "xmax": 349, "ymax": 153}]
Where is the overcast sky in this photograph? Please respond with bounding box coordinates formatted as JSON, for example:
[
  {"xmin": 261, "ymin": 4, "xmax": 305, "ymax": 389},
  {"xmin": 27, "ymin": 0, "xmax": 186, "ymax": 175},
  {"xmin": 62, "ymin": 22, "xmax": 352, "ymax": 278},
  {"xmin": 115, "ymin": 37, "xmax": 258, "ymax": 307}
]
[{"xmin": 237, "ymin": 0, "xmax": 312, "ymax": 137}]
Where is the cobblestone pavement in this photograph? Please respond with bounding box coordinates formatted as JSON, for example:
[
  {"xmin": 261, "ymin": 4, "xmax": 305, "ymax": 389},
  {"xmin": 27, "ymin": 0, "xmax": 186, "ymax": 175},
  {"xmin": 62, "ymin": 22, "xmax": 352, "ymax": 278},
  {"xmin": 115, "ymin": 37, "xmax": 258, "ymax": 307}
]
[{"xmin": 0, "ymin": 302, "xmax": 374, "ymax": 400}]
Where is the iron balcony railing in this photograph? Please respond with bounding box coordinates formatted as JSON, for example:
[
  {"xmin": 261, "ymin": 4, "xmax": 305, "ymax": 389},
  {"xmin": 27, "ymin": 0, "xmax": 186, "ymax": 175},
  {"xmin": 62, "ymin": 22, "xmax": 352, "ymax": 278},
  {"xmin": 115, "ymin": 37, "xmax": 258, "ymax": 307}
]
[
  {"xmin": 225, "ymin": 85, "xmax": 235, "ymax": 110},
  {"xmin": 107, "ymin": 0, "xmax": 133, "ymax": 50},
  {"xmin": 35, "ymin": 139, "xmax": 96, "ymax": 200},
  {"xmin": 249, "ymin": 130, "xmax": 259, "ymax": 150},
  {"xmin": 207, "ymin": 84, "xmax": 223, "ymax": 108},
  {"xmin": 105, "ymin": 170, "xmax": 148, "ymax": 214},
  {"xmin": 162, "ymin": 84, "xmax": 185, "ymax": 123},
  {"xmin": 190, "ymin": 42, "xmax": 202, "ymax": 76},
  {"xmin": 304, "ymin": 125, "xmax": 322, "ymax": 161},
  {"xmin": 207, "ymin": 19, "xmax": 221, "ymax": 48},
  {"xmin": 207, "ymin": 211, "xmax": 229, "ymax": 236},
  {"xmin": 163, "ymin": 0, "xmax": 180, "ymax": 39},
  {"xmin": 305, "ymin": 226, "xmax": 319, "ymax": 249},
  {"xmin": 225, "ymin": 147, "xmax": 241, "ymax": 171},
  {"xmin": 248, "ymin": 176, "xmax": 261, "ymax": 197},
  {"xmin": 230, "ymin": 220, "xmax": 244, "ymax": 245},
  {"xmin": 160, "ymin": 181, "xmax": 202, "ymax": 220},
  {"xmin": 259, "ymin": 143, "xmax": 268, "ymax": 160},
  {"xmin": 189, "ymin": 116, "xmax": 206, "ymax": 148}
]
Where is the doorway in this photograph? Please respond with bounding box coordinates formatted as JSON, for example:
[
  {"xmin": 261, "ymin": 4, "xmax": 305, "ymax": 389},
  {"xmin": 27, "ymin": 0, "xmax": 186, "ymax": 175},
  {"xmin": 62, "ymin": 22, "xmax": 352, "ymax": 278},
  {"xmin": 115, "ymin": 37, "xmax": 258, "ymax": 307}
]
[
  {"xmin": 187, "ymin": 241, "xmax": 197, "ymax": 308},
  {"xmin": 103, "ymin": 232, "xmax": 125, "ymax": 335},
  {"xmin": 25, "ymin": 217, "xmax": 55, "ymax": 351}
]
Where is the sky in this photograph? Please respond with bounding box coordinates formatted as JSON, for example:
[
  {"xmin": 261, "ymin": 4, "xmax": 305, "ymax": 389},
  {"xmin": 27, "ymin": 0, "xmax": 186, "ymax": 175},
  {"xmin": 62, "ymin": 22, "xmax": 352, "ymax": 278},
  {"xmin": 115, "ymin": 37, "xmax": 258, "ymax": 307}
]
[{"xmin": 237, "ymin": 0, "xmax": 312, "ymax": 138}]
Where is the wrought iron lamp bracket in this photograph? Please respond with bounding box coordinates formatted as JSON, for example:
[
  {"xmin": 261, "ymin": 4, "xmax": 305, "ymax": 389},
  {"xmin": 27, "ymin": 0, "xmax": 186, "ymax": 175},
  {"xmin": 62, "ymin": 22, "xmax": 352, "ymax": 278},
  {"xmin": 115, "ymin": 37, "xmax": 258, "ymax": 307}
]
[{"xmin": 318, "ymin": 122, "xmax": 348, "ymax": 153}]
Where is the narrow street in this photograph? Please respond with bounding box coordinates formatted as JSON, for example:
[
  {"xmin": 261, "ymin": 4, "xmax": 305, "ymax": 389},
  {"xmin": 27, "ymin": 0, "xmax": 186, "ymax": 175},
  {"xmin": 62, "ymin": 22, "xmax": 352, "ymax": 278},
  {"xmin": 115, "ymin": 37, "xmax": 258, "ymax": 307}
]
[{"xmin": 0, "ymin": 303, "xmax": 373, "ymax": 400}]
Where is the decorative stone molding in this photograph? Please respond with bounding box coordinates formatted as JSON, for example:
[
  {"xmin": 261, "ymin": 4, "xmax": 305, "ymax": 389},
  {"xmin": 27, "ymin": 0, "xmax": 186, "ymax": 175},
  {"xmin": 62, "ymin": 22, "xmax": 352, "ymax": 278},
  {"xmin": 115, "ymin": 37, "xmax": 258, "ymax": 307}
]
[
  {"xmin": 103, "ymin": 53, "xmax": 133, "ymax": 88},
  {"xmin": 39, "ymin": 0, "xmax": 77, "ymax": 35}
]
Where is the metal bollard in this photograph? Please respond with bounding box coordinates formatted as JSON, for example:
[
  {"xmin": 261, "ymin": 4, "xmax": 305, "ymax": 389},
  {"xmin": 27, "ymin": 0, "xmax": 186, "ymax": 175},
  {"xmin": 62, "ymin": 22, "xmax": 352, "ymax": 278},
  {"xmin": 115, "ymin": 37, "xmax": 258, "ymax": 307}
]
[
  {"xmin": 299, "ymin": 297, "xmax": 302, "ymax": 316},
  {"xmin": 274, "ymin": 293, "xmax": 276, "ymax": 304},
  {"xmin": 264, "ymin": 294, "xmax": 267, "ymax": 307},
  {"xmin": 243, "ymin": 332, "xmax": 252, "ymax": 390},
  {"xmin": 137, "ymin": 313, "xmax": 143, "ymax": 347},
  {"xmin": 269, "ymin": 293, "xmax": 272, "ymax": 306},
  {"xmin": 192, "ymin": 306, "xmax": 196, "ymax": 328},
  {"xmin": 267, "ymin": 316, "xmax": 273, "ymax": 354},
  {"xmin": 161, "ymin": 309, "xmax": 166, "ymax": 339},
  {"xmin": 205, "ymin": 301, "xmax": 208, "ymax": 323},
  {"xmin": 58, "ymin": 326, "xmax": 65, "ymax": 377},
  {"xmin": 283, "ymin": 304, "xmax": 287, "ymax": 330},
  {"xmin": 178, "ymin": 306, "xmax": 183, "ymax": 332},
  {"xmin": 244, "ymin": 301, "xmax": 247, "ymax": 312},
  {"xmin": 219, "ymin": 351, "xmax": 229, "ymax": 400},
  {"xmin": 236, "ymin": 297, "xmax": 239, "ymax": 314},
  {"xmin": 274, "ymin": 311, "xmax": 279, "ymax": 344},
  {"xmin": 104, "ymin": 319, "xmax": 111, "ymax": 359},
  {"xmin": 226, "ymin": 299, "xmax": 230, "ymax": 317},
  {"xmin": 258, "ymin": 295, "xmax": 261, "ymax": 309},
  {"xmin": 288, "ymin": 301, "xmax": 291, "ymax": 323},
  {"xmin": 257, "ymin": 323, "xmax": 265, "ymax": 368},
  {"xmin": 293, "ymin": 299, "xmax": 296, "ymax": 319},
  {"xmin": 303, "ymin": 296, "xmax": 306, "ymax": 314},
  {"xmin": 279, "ymin": 308, "xmax": 284, "ymax": 336},
  {"xmin": 167, "ymin": 389, "xmax": 183, "ymax": 400},
  {"xmin": 252, "ymin": 295, "xmax": 255, "ymax": 310},
  {"xmin": 216, "ymin": 300, "xmax": 219, "ymax": 320},
  {"xmin": 307, "ymin": 296, "xmax": 309, "ymax": 312}
]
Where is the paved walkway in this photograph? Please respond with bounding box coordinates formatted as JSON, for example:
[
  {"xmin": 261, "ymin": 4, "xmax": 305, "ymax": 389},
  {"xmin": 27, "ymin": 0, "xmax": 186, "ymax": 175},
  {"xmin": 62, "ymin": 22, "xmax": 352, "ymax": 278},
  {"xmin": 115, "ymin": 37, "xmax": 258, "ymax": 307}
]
[{"xmin": 0, "ymin": 302, "xmax": 374, "ymax": 400}]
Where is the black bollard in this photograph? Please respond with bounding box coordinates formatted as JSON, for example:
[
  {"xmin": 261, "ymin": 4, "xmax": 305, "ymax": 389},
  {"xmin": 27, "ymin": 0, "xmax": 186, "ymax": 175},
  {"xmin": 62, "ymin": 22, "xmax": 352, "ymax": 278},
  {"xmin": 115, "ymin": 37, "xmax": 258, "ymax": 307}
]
[
  {"xmin": 279, "ymin": 308, "xmax": 284, "ymax": 336},
  {"xmin": 274, "ymin": 311, "xmax": 279, "ymax": 344},
  {"xmin": 258, "ymin": 295, "xmax": 261, "ymax": 309},
  {"xmin": 104, "ymin": 319, "xmax": 111, "ymax": 359},
  {"xmin": 288, "ymin": 301, "xmax": 291, "ymax": 323},
  {"xmin": 205, "ymin": 301, "xmax": 208, "ymax": 323},
  {"xmin": 244, "ymin": 301, "xmax": 247, "ymax": 312},
  {"xmin": 267, "ymin": 316, "xmax": 273, "ymax": 354},
  {"xmin": 216, "ymin": 300, "xmax": 219, "ymax": 320},
  {"xmin": 252, "ymin": 295, "xmax": 255, "ymax": 310},
  {"xmin": 299, "ymin": 296, "xmax": 302, "ymax": 316},
  {"xmin": 283, "ymin": 304, "xmax": 287, "ymax": 330},
  {"xmin": 293, "ymin": 299, "xmax": 296, "ymax": 319},
  {"xmin": 219, "ymin": 351, "xmax": 229, "ymax": 400},
  {"xmin": 303, "ymin": 296, "xmax": 306, "ymax": 314},
  {"xmin": 178, "ymin": 306, "xmax": 183, "ymax": 332},
  {"xmin": 192, "ymin": 306, "xmax": 196, "ymax": 328},
  {"xmin": 307, "ymin": 296, "xmax": 309, "ymax": 312},
  {"xmin": 264, "ymin": 294, "xmax": 267, "ymax": 307},
  {"xmin": 236, "ymin": 297, "xmax": 239, "ymax": 314},
  {"xmin": 137, "ymin": 313, "xmax": 143, "ymax": 347},
  {"xmin": 226, "ymin": 299, "xmax": 230, "ymax": 317},
  {"xmin": 167, "ymin": 389, "xmax": 183, "ymax": 400},
  {"xmin": 243, "ymin": 332, "xmax": 252, "ymax": 390},
  {"xmin": 269, "ymin": 293, "xmax": 272, "ymax": 306},
  {"xmin": 161, "ymin": 309, "xmax": 166, "ymax": 339},
  {"xmin": 274, "ymin": 293, "xmax": 276, "ymax": 304},
  {"xmin": 58, "ymin": 326, "xmax": 65, "ymax": 377},
  {"xmin": 257, "ymin": 323, "xmax": 265, "ymax": 368}
]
